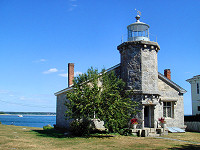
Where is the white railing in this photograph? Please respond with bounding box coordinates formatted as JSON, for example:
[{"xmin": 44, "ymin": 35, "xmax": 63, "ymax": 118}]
[{"xmin": 120, "ymin": 33, "xmax": 158, "ymax": 43}]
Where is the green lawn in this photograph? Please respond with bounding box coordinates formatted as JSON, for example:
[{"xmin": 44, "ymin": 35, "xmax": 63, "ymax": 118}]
[{"xmin": 0, "ymin": 124, "xmax": 200, "ymax": 150}]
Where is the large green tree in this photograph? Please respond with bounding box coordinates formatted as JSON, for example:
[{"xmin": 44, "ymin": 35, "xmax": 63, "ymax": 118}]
[{"xmin": 65, "ymin": 67, "xmax": 139, "ymax": 133}]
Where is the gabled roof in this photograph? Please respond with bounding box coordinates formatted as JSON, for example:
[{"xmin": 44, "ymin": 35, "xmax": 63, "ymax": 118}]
[
  {"xmin": 54, "ymin": 64, "xmax": 121, "ymax": 96},
  {"xmin": 106, "ymin": 63, "xmax": 120, "ymax": 72},
  {"xmin": 186, "ymin": 75, "xmax": 200, "ymax": 83},
  {"xmin": 158, "ymin": 72, "xmax": 186, "ymax": 94},
  {"xmin": 54, "ymin": 86, "xmax": 72, "ymax": 96},
  {"xmin": 55, "ymin": 63, "xmax": 186, "ymax": 96}
]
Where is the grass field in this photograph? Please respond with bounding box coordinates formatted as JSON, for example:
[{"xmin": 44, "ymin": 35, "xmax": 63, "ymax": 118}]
[{"xmin": 0, "ymin": 124, "xmax": 200, "ymax": 150}]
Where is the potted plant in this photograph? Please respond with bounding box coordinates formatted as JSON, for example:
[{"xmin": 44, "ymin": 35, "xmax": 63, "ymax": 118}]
[
  {"xmin": 130, "ymin": 118, "xmax": 138, "ymax": 129},
  {"xmin": 158, "ymin": 117, "xmax": 166, "ymax": 128}
]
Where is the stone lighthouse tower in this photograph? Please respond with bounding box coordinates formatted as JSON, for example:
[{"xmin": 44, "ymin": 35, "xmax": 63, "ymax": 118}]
[{"xmin": 117, "ymin": 14, "xmax": 160, "ymax": 128}]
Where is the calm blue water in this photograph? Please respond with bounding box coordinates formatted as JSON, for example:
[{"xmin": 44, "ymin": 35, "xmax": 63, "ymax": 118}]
[{"xmin": 0, "ymin": 115, "xmax": 56, "ymax": 128}]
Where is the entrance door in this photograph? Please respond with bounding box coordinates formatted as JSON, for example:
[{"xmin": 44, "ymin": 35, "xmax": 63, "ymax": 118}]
[
  {"xmin": 144, "ymin": 106, "xmax": 154, "ymax": 128},
  {"xmin": 144, "ymin": 106, "xmax": 150, "ymax": 127}
]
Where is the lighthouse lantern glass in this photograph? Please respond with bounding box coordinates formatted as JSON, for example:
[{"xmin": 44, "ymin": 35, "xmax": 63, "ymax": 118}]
[{"xmin": 127, "ymin": 18, "xmax": 150, "ymax": 41}]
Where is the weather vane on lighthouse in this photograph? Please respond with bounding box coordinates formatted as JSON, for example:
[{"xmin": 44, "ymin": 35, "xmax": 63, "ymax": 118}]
[{"xmin": 126, "ymin": 9, "xmax": 150, "ymax": 41}]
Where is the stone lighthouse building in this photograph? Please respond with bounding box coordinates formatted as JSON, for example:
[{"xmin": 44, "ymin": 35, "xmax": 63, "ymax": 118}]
[
  {"xmin": 55, "ymin": 14, "xmax": 186, "ymax": 131},
  {"xmin": 117, "ymin": 15, "xmax": 160, "ymax": 128}
]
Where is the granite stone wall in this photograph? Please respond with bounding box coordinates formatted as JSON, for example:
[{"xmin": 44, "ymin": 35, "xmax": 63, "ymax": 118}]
[
  {"xmin": 157, "ymin": 77, "xmax": 184, "ymax": 128},
  {"xmin": 117, "ymin": 41, "xmax": 160, "ymax": 93},
  {"xmin": 141, "ymin": 49, "xmax": 158, "ymax": 92},
  {"xmin": 56, "ymin": 92, "xmax": 71, "ymax": 129},
  {"xmin": 118, "ymin": 41, "xmax": 184, "ymax": 129},
  {"xmin": 120, "ymin": 45, "xmax": 142, "ymax": 90}
]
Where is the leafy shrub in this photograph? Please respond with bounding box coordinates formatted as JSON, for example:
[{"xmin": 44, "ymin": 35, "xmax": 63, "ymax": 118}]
[
  {"xmin": 43, "ymin": 124, "xmax": 54, "ymax": 130},
  {"xmin": 69, "ymin": 119, "xmax": 95, "ymax": 136},
  {"xmin": 119, "ymin": 128, "xmax": 132, "ymax": 136},
  {"xmin": 0, "ymin": 121, "xmax": 1, "ymax": 124},
  {"xmin": 119, "ymin": 129, "xmax": 125, "ymax": 135}
]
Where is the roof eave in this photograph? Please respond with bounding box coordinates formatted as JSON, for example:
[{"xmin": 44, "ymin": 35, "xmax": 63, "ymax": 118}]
[
  {"xmin": 158, "ymin": 72, "xmax": 187, "ymax": 94},
  {"xmin": 54, "ymin": 63, "xmax": 121, "ymax": 96},
  {"xmin": 54, "ymin": 87, "xmax": 73, "ymax": 96}
]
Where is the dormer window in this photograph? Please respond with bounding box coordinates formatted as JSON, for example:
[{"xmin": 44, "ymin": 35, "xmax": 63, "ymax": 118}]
[{"xmin": 197, "ymin": 83, "xmax": 199, "ymax": 94}]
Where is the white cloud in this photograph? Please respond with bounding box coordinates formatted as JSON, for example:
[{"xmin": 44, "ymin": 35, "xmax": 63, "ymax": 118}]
[
  {"xmin": 43, "ymin": 68, "xmax": 58, "ymax": 74},
  {"xmin": 59, "ymin": 73, "xmax": 68, "ymax": 77},
  {"xmin": 33, "ymin": 59, "xmax": 47, "ymax": 63},
  {"xmin": 68, "ymin": 1, "xmax": 78, "ymax": 11},
  {"xmin": 19, "ymin": 96, "xmax": 26, "ymax": 100},
  {"xmin": 58, "ymin": 71, "xmax": 83, "ymax": 78},
  {"xmin": 39, "ymin": 59, "xmax": 46, "ymax": 62}
]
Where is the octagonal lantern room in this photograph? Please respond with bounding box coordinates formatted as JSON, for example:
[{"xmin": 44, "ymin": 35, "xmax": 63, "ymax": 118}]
[{"xmin": 127, "ymin": 15, "xmax": 150, "ymax": 41}]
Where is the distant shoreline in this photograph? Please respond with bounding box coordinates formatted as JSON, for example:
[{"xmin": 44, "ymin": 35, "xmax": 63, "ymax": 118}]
[
  {"xmin": 0, "ymin": 114, "xmax": 56, "ymax": 116},
  {"xmin": 1, "ymin": 112, "xmax": 56, "ymax": 116}
]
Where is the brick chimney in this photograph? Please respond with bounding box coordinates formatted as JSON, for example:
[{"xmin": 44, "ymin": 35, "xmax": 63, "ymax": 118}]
[
  {"xmin": 164, "ymin": 69, "xmax": 171, "ymax": 80},
  {"xmin": 68, "ymin": 63, "xmax": 74, "ymax": 87}
]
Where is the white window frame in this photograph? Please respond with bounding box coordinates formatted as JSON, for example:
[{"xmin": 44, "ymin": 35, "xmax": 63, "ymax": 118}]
[{"xmin": 163, "ymin": 102, "xmax": 174, "ymax": 118}]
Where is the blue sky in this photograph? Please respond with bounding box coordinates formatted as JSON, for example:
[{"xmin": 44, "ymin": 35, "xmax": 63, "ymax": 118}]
[{"xmin": 0, "ymin": 0, "xmax": 199, "ymax": 114}]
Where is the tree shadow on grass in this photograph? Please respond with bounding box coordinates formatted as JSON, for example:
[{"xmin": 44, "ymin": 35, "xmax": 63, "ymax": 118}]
[
  {"xmin": 31, "ymin": 129, "xmax": 116, "ymax": 139},
  {"xmin": 169, "ymin": 144, "xmax": 200, "ymax": 150},
  {"xmin": 31, "ymin": 129, "xmax": 69, "ymax": 138},
  {"xmin": 87, "ymin": 134, "xmax": 116, "ymax": 138}
]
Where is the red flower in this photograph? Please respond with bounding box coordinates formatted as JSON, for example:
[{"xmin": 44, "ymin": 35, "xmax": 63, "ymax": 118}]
[
  {"xmin": 158, "ymin": 117, "xmax": 166, "ymax": 123},
  {"xmin": 131, "ymin": 118, "xmax": 138, "ymax": 124}
]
